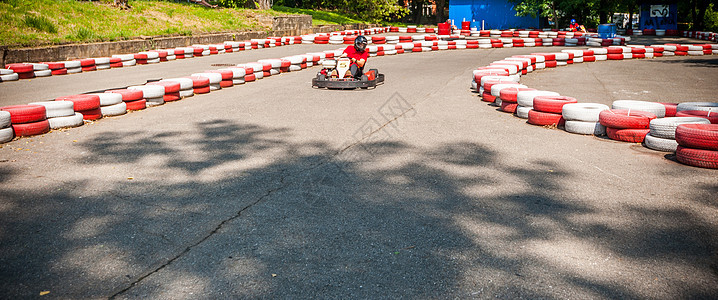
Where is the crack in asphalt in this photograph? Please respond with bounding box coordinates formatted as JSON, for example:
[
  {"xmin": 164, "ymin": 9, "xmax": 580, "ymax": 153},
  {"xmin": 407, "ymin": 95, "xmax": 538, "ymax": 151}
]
[{"xmin": 107, "ymin": 93, "xmax": 419, "ymax": 298}]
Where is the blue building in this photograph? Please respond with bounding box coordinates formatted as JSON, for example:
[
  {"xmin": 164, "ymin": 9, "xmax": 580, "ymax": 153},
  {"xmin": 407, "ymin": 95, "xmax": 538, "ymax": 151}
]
[{"xmin": 448, "ymin": 0, "xmax": 540, "ymax": 30}]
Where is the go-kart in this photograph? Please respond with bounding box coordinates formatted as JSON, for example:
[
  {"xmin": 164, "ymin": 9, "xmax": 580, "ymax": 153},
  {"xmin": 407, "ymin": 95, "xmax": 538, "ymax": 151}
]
[{"xmin": 312, "ymin": 57, "xmax": 384, "ymax": 89}]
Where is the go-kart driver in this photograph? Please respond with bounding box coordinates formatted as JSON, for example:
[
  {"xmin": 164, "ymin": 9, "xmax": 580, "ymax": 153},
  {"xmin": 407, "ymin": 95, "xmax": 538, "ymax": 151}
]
[{"xmin": 331, "ymin": 35, "xmax": 369, "ymax": 79}]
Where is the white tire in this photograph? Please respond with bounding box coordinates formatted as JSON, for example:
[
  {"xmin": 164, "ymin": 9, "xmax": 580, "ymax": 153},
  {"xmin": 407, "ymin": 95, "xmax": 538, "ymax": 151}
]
[
  {"xmin": 96, "ymin": 64, "xmax": 111, "ymax": 70},
  {"xmin": 28, "ymin": 100, "xmax": 74, "ymax": 118},
  {"xmin": 564, "ymin": 120, "xmax": 606, "ymax": 135},
  {"xmin": 589, "ymin": 48, "xmax": 608, "ymax": 55},
  {"xmin": 516, "ymin": 105, "xmax": 532, "ymax": 119},
  {"xmin": 122, "ymin": 59, "xmax": 136, "ymax": 67},
  {"xmin": 254, "ymin": 71, "xmax": 264, "ymax": 79},
  {"xmin": 0, "ymin": 111, "xmax": 10, "ymax": 128},
  {"xmin": 48, "ymin": 112, "xmax": 84, "ymax": 129},
  {"xmin": 128, "ymin": 85, "xmax": 165, "ymax": 99},
  {"xmin": 33, "ymin": 70, "xmax": 51, "ymax": 77},
  {"xmin": 649, "ymin": 117, "xmax": 711, "ymax": 139},
  {"xmin": 67, "ymin": 67, "xmax": 82, "ymax": 74},
  {"xmin": 31, "ymin": 63, "xmax": 49, "ymax": 70},
  {"xmin": 289, "ymin": 65, "xmax": 301, "ymax": 72},
  {"xmin": 100, "ymin": 102, "xmax": 127, "ymax": 117},
  {"xmin": 644, "ymin": 134, "xmax": 678, "ymax": 152},
  {"xmin": 0, "ymin": 68, "xmax": 13, "ymax": 75},
  {"xmin": 480, "ymin": 75, "xmax": 518, "ymax": 86},
  {"xmin": 146, "ymin": 97, "xmax": 165, "ymax": 106},
  {"xmin": 62, "ymin": 60, "xmax": 81, "ymax": 68},
  {"xmin": 111, "ymin": 54, "xmax": 134, "ymax": 61},
  {"xmin": 612, "ymin": 100, "xmax": 666, "ymax": 118},
  {"xmin": 94, "ymin": 57, "xmax": 110, "ymax": 64},
  {"xmin": 270, "ymin": 69, "xmax": 280, "ymax": 76},
  {"xmin": 535, "ymin": 62, "xmax": 546, "ymax": 69},
  {"xmin": 232, "ymin": 78, "xmax": 245, "ymax": 85},
  {"xmin": 147, "ymin": 58, "xmax": 161, "ymax": 64},
  {"xmin": 517, "ymin": 91, "xmax": 560, "ymax": 107},
  {"xmin": 491, "ymin": 83, "xmax": 527, "ymax": 97},
  {"xmin": 676, "ymin": 102, "xmax": 718, "ymax": 112},
  {"xmin": 1, "ymin": 73, "xmax": 19, "ymax": 81},
  {"xmin": 179, "ymin": 89, "xmax": 194, "ymax": 98},
  {"xmin": 87, "ymin": 93, "xmax": 123, "ymax": 106},
  {"xmin": 209, "ymin": 83, "xmax": 221, "ymax": 91},
  {"xmin": 595, "ymin": 55, "xmax": 607, "ymax": 61},
  {"xmin": 0, "ymin": 127, "xmax": 14, "ymax": 143},
  {"xmin": 562, "ymin": 103, "xmax": 610, "ymax": 122}
]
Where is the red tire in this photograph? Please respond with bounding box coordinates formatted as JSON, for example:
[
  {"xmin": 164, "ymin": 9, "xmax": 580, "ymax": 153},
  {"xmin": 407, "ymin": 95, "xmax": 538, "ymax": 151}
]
[
  {"xmin": 263, "ymin": 70, "xmax": 271, "ymax": 77},
  {"xmin": 607, "ymin": 54, "xmax": 624, "ymax": 60},
  {"xmin": 500, "ymin": 102, "xmax": 518, "ymax": 113},
  {"xmin": 78, "ymin": 108, "xmax": 102, "ymax": 120},
  {"xmin": 81, "ymin": 65, "xmax": 97, "ymax": 72},
  {"xmin": 606, "ymin": 47, "xmax": 623, "ymax": 54},
  {"xmin": 5, "ymin": 63, "xmax": 33, "ymax": 73},
  {"xmin": 18, "ymin": 72, "xmax": 35, "ymax": 79},
  {"xmin": 77, "ymin": 58, "xmax": 95, "ymax": 67},
  {"xmin": 528, "ymin": 110, "xmax": 565, "ymax": 126},
  {"xmin": 533, "ymin": 96, "xmax": 578, "ymax": 113},
  {"xmin": 481, "ymin": 91, "xmax": 496, "ymax": 103},
  {"xmin": 676, "ymin": 146, "xmax": 718, "ymax": 169},
  {"xmin": 675, "ymin": 124, "xmax": 718, "ymax": 150},
  {"xmin": 583, "ymin": 56, "xmax": 596, "ymax": 62},
  {"xmin": 220, "ymin": 80, "xmax": 234, "ymax": 88},
  {"xmin": 107, "ymin": 89, "xmax": 144, "ymax": 101},
  {"xmin": 194, "ymin": 86, "xmax": 211, "ymax": 94},
  {"xmin": 51, "ymin": 69, "xmax": 68, "ymax": 75},
  {"xmin": 12, "ymin": 119, "xmax": 50, "ymax": 137},
  {"xmin": 599, "ymin": 109, "xmax": 656, "ymax": 129},
  {"xmin": 659, "ymin": 102, "xmax": 678, "ymax": 117},
  {"xmin": 43, "ymin": 62, "xmax": 65, "ymax": 70},
  {"xmin": 545, "ymin": 60, "xmax": 557, "ymax": 68},
  {"xmin": 110, "ymin": 62, "xmax": 123, "ymax": 68},
  {"xmin": 164, "ymin": 92, "xmax": 182, "ymax": 102},
  {"xmin": 244, "ymin": 73, "xmax": 256, "ymax": 82},
  {"xmin": 606, "ymin": 127, "xmax": 650, "ymax": 143},
  {"xmin": 500, "ymin": 87, "xmax": 536, "ymax": 103},
  {"xmin": 675, "ymin": 110, "xmax": 718, "ymax": 124},
  {"xmin": 125, "ymin": 99, "xmax": 147, "ymax": 110},
  {"xmin": 1, "ymin": 105, "xmax": 46, "ymax": 124},
  {"xmin": 55, "ymin": 94, "xmax": 101, "ymax": 111},
  {"xmin": 147, "ymin": 81, "xmax": 181, "ymax": 93},
  {"xmin": 186, "ymin": 76, "xmax": 210, "ymax": 88}
]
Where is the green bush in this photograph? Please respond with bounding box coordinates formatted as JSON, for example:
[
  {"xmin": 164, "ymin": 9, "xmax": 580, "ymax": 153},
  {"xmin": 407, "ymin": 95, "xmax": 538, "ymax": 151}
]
[{"xmin": 23, "ymin": 14, "xmax": 57, "ymax": 33}]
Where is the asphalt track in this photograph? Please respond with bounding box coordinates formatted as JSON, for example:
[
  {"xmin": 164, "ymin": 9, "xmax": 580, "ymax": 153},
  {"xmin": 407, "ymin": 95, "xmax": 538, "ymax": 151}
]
[{"xmin": 0, "ymin": 36, "xmax": 717, "ymax": 299}]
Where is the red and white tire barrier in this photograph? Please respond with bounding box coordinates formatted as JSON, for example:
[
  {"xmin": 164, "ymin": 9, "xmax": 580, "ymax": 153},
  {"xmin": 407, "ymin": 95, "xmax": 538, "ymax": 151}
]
[
  {"xmin": 128, "ymin": 84, "xmax": 166, "ymax": 107},
  {"xmin": 675, "ymin": 124, "xmax": 718, "ymax": 169},
  {"xmin": 612, "ymin": 100, "xmax": 666, "ymax": 118}
]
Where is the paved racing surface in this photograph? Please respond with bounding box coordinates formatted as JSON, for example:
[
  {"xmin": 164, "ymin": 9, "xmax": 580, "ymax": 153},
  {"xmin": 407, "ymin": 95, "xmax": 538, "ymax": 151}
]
[{"xmin": 1, "ymin": 37, "xmax": 717, "ymax": 299}]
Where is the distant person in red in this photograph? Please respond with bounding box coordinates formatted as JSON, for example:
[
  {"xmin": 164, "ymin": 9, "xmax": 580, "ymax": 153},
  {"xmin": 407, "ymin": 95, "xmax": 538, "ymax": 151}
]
[
  {"xmin": 569, "ymin": 19, "xmax": 587, "ymax": 33},
  {"xmin": 332, "ymin": 35, "xmax": 369, "ymax": 79}
]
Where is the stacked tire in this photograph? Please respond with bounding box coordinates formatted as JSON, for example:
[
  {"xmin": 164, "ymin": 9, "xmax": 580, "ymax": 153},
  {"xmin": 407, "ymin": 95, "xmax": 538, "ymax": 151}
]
[
  {"xmin": 0, "ymin": 68, "xmax": 19, "ymax": 82},
  {"xmin": 562, "ymin": 103, "xmax": 610, "ymax": 135},
  {"xmin": 599, "ymin": 109, "xmax": 657, "ymax": 142},
  {"xmin": 147, "ymin": 80, "xmax": 183, "ymax": 102},
  {"xmin": 675, "ymin": 102, "xmax": 718, "ymax": 123},
  {"xmin": 0, "ymin": 105, "xmax": 50, "ymax": 137},
  {"xmin": 161, "ymin": 77, "xmax": 195, "ymax": 98},
  {"xmin": 56, "ymin": 94, "xmax": 102, "ymax": 121},
  {"xmin": 675, "ymin": 124, "xmax": 718, "ymax": 168},
  {"xmin": 28, "ymin": 100, "xmax": 83, "ymax": 129},
  {"xmin": 528, "ymin": 96, "xmax": 577, "ymax": 126},
  {"xmin": 516, "ymin": 91, "xmax": 560, "ymax": 119},
  {"xmin": 128, "ymin": 84, "xmax": 166, "ymax": 106},
  {"xmin": 107, "ymin": 89, "xmax": 146, "ymax": 111},
  {"xmin": 0, "ymin": 111, "xmax": 13, "ymax": 142},
  {"xmin": 6, "ymin": 63, "xmax": 34, "ymax": 79},
  {"xmin": 644, "ymin": 117, "xmax": 710, "ymax": 152}
]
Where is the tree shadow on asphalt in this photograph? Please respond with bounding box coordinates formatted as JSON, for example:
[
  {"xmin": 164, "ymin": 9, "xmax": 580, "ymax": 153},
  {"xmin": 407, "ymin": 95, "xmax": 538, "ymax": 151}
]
[{"xmin": 0, "ymin": 119, "xmax": 716, "ymax": 298}]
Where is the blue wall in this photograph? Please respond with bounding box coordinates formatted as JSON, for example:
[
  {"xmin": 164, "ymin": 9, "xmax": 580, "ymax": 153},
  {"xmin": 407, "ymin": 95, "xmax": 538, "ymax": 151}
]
[
  {"xmin": 639, "ymin": 4, "xmax": 678, "ymax": 30},
  {"xmin": 448, "ymin": 0, "xmax": 540, "ymax": 30}
]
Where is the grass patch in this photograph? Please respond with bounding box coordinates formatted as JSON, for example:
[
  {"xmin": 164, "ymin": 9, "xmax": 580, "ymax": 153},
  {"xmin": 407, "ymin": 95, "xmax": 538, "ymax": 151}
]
[
  {"xmin": 0, "ymin": 0, "xmax": 280, "ymax": 47},
  {"xmin": 272, "ymin": 5, "xmax": 365, "ymax": 25},
  {"xmin": 23, "ymin": 14, "xmax": 58, "ymax": 33}
]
